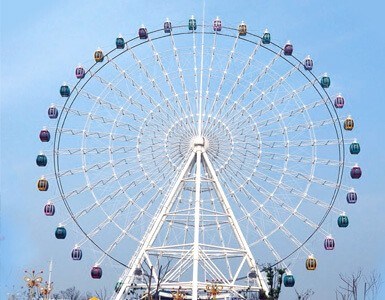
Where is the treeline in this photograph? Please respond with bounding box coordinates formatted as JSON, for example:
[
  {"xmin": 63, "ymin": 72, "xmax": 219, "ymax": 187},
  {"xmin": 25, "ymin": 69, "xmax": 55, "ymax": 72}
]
[{"xmin": 51, "ymin": 286, "xmax": 108, "ymax": 300}]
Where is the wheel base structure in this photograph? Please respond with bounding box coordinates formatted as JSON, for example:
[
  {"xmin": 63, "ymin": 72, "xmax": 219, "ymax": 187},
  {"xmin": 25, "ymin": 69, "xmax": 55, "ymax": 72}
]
[{"xmin": 113, "ymin": 142, "xmax": 268, "ymax": 300}]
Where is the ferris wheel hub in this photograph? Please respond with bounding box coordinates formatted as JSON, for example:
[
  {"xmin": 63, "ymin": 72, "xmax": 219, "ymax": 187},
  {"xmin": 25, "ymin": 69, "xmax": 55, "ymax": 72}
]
[
  {"xmin": 193, "ymin": 136, "xmax": 205, "ymax": 146},
  {"xmin": 191, "ymin": 136, "xmax": 208, "ymax": 152}
]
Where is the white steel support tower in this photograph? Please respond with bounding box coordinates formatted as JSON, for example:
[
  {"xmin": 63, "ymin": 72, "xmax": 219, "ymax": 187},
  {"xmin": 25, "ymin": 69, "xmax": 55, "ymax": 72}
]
[{"xmin": 115, "ymin": 136, "xmax": 268, "ymax": 300}]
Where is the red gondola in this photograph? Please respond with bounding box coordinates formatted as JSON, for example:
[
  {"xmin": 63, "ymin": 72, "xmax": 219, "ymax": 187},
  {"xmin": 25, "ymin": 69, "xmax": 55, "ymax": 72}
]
[{"xmin": 91, "ymin": 266, "xmax": 102, "ymax": 279}]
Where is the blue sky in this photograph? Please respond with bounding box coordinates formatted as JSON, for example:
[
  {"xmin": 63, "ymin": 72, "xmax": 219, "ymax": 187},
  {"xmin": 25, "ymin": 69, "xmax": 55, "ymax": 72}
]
[{"xmin": 1, "ymin": 1, "xmax": 385, "ymax": 299}]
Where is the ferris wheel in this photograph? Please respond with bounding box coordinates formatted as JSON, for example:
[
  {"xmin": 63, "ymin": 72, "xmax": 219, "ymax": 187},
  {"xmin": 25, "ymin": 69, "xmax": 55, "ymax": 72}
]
[{"xmin": 37, "ymin": 14, "xmax": 361, "ymax": 300}]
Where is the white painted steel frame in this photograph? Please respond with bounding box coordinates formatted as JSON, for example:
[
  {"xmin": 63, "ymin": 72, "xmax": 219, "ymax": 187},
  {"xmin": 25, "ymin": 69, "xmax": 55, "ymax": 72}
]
[
  {"xmin": 46, "ymin": 19, "xmax": 356, "ymax": 300},
  {"xmin": 115, "ymin": 143, "xmax": 268, "ymax": 299}
]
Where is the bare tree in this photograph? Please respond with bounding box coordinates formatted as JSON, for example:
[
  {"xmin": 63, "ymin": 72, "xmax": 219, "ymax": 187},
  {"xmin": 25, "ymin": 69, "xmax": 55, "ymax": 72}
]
[
  {"xmin": 336, "ymin": 269, "xmax": 382, "ymax": 300},
  {"xmin": 52, "ymin": 293, "xmax": 60, "ymax": 300},
  {"xmin": 60, "ymin": 286, "xmax": 81, "ymax": 300},
  {"xmin": 95, "ymin": 287, "xmax": 109, "ymax": 300},
  {"xmin": 363, "ymin": 270, "xmax": 382, "ymax": 300},
  {"xmin": 141, "ymin": 260, "xmax": 172, "ymax": 300},
  {"xmin": 295, "ymin": 288, "xmax": 314, "ymax": 300},
  {"xmin": 336, "ymin": 269, "xmax": 363, "ymax": 300}
]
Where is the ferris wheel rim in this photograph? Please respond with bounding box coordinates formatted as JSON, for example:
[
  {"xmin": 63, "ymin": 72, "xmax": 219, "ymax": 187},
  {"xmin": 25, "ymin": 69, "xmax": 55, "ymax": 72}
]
[{"xmin": 51, "ymin": 22, "xmax": 347, "ymax": 270}]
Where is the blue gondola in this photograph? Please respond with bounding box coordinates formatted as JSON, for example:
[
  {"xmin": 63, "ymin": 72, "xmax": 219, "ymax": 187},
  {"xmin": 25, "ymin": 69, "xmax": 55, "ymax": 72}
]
[
  {"xmin": 189, "ymin": 16, "xmax": 197, "ymax": 31},
  {"xmin": 283, "ymin": 274, "xmax": 295, "ymax": 287},
  {"xmin": 262, "ymin": 29, "xmax": 271, "ymax": 44},
  {"xmin": 338, "ymin": 215, "xmax": 349, "ymax": 227},
  {"xmin": 320, "ymin": 73, "xmax": 330, "ymax": 88},
  {"xmin": 36, "ymin": 153, "xmax": 47, "ymax": 166},
  {"xmin": 116, "ymin": 35, "xmax": 125, "ymax": 49},
  {"xmin": 55, "ymin": 226, "xmax": 67, "ymax": 239},
  {"xmin": 164, "ymin": 18, "xmax": 172, "ymax": 33},
  {"xmin": 60, "ymin": 84, "xmax": 70, "ymax": 97},
  {"xmin": 350, "ymin": 141, "xmax": 360, "ymax": 154}
]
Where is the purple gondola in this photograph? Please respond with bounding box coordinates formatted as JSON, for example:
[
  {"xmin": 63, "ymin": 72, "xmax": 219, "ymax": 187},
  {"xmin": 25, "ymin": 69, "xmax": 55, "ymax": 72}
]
[
  {"xmin": 284, "ymin": 41, "xmax": 293, "ymax": 55},
  {"xmin": 71, "ymin": 246, "xmax": 83, "ymax": 260},
  {"xmin": 44, "ymin": 202, "xmax": 55, "ymax": 216},
  {"xmin": 75, "ymin": 65, "xmax": 86, "ymax": 79},
  {"xmin": 48, "ymin": 104, "xmax": 58, "ymax": 119},
  {"xmin": 324, "ymin": 236, "xmax": 335, "ymax": 250},
  {"xmin": 346, "ymin": 191, "xmax": 358, "ymax": 203},
  {"xmin": 334, "ymin": 94, "xmax": 345, "ymax": 108},
  {"xmin": 213, "ymin": 17, "xmax": 222, "ymax": 31},
  {"xmin": 139, "ymin": 25, "xmax": 148, "ymax": 39},
  {"xmin": 262, "ymin": 29, "xmax": 271, "ymax": 44},
  {"xmin": 304, "ymin": 55, "xmax": 313, "ymax": 70}
]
